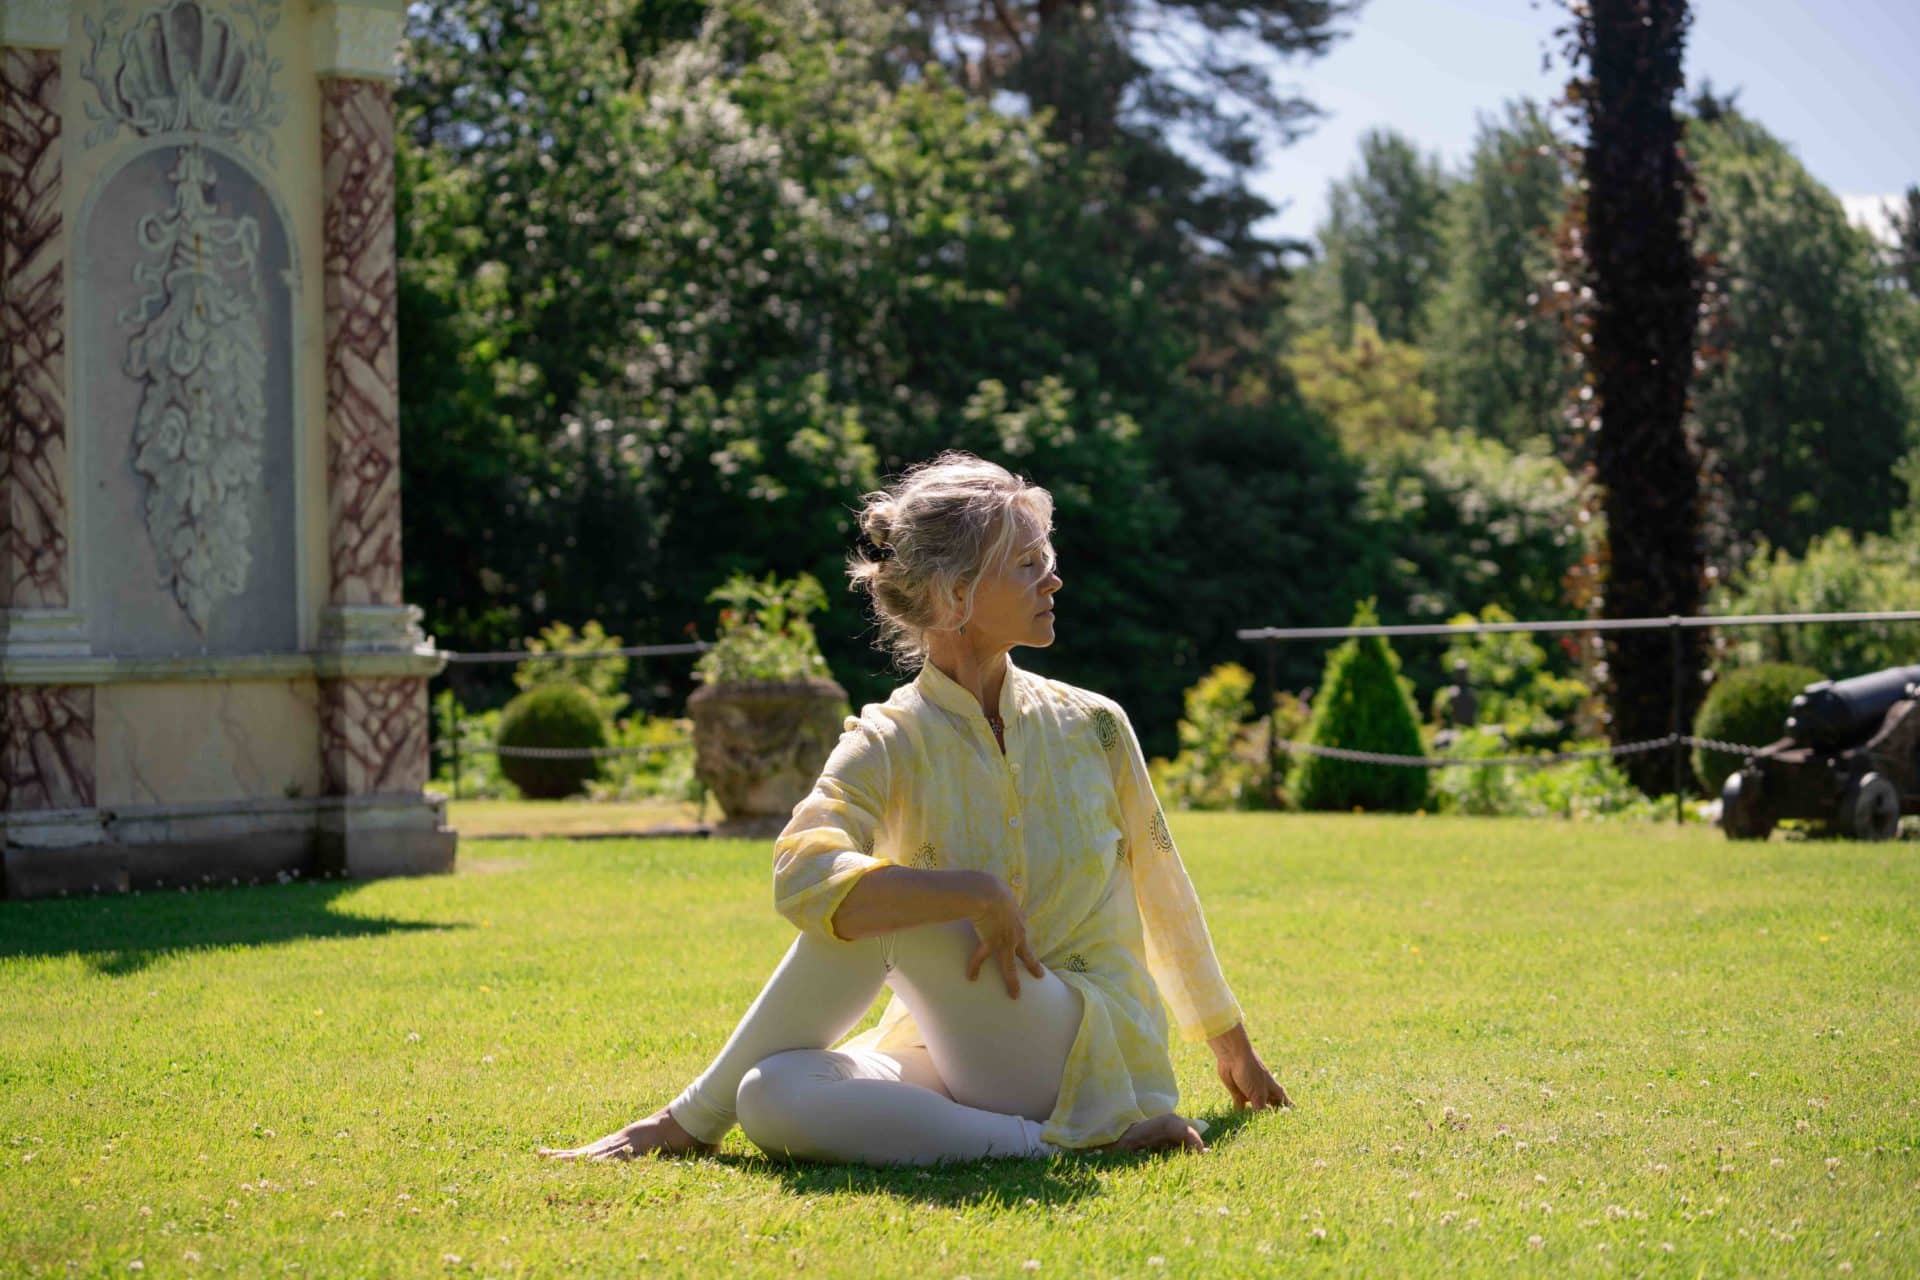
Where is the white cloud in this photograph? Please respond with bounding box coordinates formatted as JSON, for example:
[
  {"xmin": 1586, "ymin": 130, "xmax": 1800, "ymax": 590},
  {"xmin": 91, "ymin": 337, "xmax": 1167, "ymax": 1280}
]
[{"xmin": 1840, "ymin": 194, "xmax": 1902, "ymax": 246}]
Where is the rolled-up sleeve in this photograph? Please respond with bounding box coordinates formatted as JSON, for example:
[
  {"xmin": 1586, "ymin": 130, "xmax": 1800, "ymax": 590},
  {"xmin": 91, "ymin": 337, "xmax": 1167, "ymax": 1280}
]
[
  {"xmin": 772, "ymin": 715, "xmax": 898, "ymax": 943},
  {"xmin": 1106, "ymin": 698, "xmax": 1244, "ymax": 1043}
]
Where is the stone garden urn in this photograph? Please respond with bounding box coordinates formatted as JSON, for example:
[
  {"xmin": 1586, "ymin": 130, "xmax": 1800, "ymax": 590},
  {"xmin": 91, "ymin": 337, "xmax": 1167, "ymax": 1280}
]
[{"xmin": 687, "ymin": 678, "xmax": 850, "ymax": 836}]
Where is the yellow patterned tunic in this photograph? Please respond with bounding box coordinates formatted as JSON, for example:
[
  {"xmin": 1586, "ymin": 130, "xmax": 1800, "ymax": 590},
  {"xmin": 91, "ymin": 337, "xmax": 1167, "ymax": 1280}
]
[{"xmin": 771, "ymin": 653, "xmax": 1245, "ymax": 1150}]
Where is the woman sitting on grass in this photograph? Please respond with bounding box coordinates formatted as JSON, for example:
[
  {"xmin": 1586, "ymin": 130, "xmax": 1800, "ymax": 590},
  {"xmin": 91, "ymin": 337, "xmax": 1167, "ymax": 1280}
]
[{"xmin": 541, "ymin": 450, "xmax": 1291, "ymax": 1165}]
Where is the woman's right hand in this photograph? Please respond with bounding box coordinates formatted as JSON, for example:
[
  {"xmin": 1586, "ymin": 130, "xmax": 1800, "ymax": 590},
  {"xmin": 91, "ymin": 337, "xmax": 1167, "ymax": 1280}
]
[{"xmin": 963, "ymin": 871, "xmax": 1045, "ymax": 998}]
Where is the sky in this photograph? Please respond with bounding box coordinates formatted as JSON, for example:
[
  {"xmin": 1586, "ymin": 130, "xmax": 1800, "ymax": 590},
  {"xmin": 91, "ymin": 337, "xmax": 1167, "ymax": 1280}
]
[{"xmin": 1240, "ymin": 0, "xmax": 1920, "ymax": 248}]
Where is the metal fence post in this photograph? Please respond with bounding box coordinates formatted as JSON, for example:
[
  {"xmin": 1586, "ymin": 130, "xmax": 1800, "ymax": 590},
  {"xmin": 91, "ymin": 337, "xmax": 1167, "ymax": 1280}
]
[
  {"xmin": 447, "ymin": 663, "xmax": 463, "ymax": 802},
  {"xmin": 1264, "ymin": 640, "xmax": 1279, "ymax": 807},
  {"xmin": 1668, "ymin": 616, "xmax": 1683, "ymax": 824}
]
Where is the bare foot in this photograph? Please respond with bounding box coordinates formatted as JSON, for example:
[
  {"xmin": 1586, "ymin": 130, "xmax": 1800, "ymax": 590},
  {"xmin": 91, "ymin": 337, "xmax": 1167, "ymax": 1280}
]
[
  {"xmin": 1086, "ymin": 1113, "xmax": 1208, "ymax": 1156},
  {"xmin": 537, "ymin": 1105, "xmax": 720, "ymax": 1161}
]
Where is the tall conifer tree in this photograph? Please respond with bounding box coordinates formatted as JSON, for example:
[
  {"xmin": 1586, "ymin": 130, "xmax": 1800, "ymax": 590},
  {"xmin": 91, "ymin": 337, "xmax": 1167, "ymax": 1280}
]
[{"xmin": 1558, "ymin": 0, "xmax": 1707, "ymax": 792}]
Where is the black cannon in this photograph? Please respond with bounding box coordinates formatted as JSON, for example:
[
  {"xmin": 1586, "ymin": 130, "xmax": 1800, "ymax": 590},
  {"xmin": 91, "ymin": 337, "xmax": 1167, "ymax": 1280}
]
[{"xmin": 1720, "ymin": 664, "xmax": 1920, "ymax": 841}]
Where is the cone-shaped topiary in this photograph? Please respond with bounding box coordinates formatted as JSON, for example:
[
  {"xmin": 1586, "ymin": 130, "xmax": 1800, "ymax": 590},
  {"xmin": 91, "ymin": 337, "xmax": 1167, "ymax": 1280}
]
[
  {"xmin": 496, "ymin": 682, "xmax": 609, "ymax": 799},
  {"xmin": 1293, "ymin": 600, "xmax": 1430, "ymax": 812},
  {"xmin": 1691, "ymin": 662, "xmax": 1823, "ymax": 795}
]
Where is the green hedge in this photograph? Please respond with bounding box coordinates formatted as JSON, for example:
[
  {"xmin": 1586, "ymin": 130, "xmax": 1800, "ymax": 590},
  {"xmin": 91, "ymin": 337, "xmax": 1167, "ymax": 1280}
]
[
  {"xmin": 1691, "ymin": 662, "xmax": 1823, "ymax": 795},
  {"xmin": 496, "ymin": 683, "xmax": 609, "ymax": 800}
]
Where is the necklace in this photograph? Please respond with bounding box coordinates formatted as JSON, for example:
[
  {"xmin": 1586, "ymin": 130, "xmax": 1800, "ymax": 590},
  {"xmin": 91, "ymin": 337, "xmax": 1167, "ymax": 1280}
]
[{"xmin": 985, "ymin": 709, "xmax": 1006, "ymax": 750}]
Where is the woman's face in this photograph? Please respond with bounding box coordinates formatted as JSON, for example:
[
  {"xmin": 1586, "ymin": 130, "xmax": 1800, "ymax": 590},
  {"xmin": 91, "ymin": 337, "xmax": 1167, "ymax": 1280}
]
[{"xmin": 958, "ymin": 513, "xmax": 1063, "ymax": 649}]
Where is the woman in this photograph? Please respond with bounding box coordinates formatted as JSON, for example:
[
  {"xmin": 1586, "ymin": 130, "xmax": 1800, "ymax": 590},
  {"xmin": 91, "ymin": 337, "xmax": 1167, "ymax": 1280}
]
[{"xmin": 541, "ymin": 451, "xmax": 1290, "ymax": 1165}]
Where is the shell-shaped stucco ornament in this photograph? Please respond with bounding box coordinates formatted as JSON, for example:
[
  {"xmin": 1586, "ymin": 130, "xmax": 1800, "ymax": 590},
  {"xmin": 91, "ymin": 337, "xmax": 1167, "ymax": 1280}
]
[
  {"xmin": 81, "ymin": 0, "xmax": 287, "ymax": 161},
  {"xmin": 119, "ymin": 144, "xmax": 267, "ymax": 632}
]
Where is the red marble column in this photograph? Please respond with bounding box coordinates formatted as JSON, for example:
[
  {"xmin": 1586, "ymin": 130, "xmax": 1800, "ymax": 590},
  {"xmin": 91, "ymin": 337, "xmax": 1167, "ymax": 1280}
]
[
  {"xmin": 319, "ymin": 75, "xmax": 433, "ymax": 800},
  {"xmin": 0, "ymin": 47, "xmax": 67, "ymax": 610},
  {"xmin": 1, "ymin": 48, "xmax": 93, "ymax": 817},
  {"xmin": 321, "ymin": 75, "xmax": 402, "ymax": 608},
  {"xmin": 320, "ymin": 676, "xmax": 429, "ymax": 796},
  {"xmin": 0, "ymin": 686, "xmax": 94, "ymax": 813}
]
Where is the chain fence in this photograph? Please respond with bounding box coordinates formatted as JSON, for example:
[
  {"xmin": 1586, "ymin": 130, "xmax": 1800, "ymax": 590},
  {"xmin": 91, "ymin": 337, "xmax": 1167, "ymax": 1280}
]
[
  {"xmin": 437, "ymin": 740, "xmax": 692, "ymax": 760},
  {"xmin": 1243, "ymin": 607, "xmax": 1920, "ymax": 824},
  {"xmin": 433, "ymin": 730, "xmax": 1764, "ymax": 768},
  {"xmin": 426, "ymin": 607, "xmax": 1914, "ymax": 815},
  {"xmin": 1269, "ymin": 732, "xmax": 1764, "ymax": 771},
  {"xmin": 431, "ymin": 640, "xmax": 711, "ymax": 800}
]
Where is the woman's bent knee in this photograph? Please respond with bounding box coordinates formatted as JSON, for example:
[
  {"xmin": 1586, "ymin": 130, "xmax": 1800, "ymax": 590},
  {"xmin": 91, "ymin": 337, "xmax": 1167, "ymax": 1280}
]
[
  {"xmin": 735, "ymin": 1050, "xmax": 829, "ymax": 1155},
  {"xmin": 888, "ymin": 918, "xmax": 987, "ymax": 978}
]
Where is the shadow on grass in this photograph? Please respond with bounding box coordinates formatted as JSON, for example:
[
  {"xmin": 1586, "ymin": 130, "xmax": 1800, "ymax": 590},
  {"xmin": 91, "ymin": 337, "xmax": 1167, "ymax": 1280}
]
[
  {"xmin": 0, "ymin": 880, "xmax": 462, "ymax": 977},
  {"xmin": 681, "ymin": 1105, "xmax": 1265, "ymax": 1203}
]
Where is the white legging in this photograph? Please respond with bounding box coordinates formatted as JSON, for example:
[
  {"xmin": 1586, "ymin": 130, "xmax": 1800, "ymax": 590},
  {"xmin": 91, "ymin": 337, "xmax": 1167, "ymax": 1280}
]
[{"xmin": 666, "ymin": 918, "xmax": 1085, "ymax": 1166}]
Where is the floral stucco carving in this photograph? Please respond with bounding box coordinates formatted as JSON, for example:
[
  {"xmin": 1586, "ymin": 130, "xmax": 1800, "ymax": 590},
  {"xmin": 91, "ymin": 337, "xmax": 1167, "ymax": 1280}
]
[{"xmin": 118, "ymin": 144, "xmax": 267, "ymax": 633}]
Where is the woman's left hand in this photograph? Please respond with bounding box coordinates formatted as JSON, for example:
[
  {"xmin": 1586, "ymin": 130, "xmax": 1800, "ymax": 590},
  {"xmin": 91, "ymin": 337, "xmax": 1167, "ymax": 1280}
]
[{"xmin": 1208, "ymin": 1023, "xmax": 1293, "ymax": 1110}]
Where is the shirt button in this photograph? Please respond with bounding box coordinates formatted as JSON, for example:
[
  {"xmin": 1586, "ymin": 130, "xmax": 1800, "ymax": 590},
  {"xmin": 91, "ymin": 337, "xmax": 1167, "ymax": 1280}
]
[
  {"xmin": 1011, "ymin": 763, "xmax": 1022, "ymax": 774},
  {"xmin": 1008, "ymin": 815, "xmax": 1020, "ymax": 828}
]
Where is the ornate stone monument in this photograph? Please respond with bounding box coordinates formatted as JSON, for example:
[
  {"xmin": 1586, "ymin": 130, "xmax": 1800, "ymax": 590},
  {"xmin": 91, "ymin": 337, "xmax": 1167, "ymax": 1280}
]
[{"xmin": 1, "ymin": 0, "xmax": 454, "ymax": 897}]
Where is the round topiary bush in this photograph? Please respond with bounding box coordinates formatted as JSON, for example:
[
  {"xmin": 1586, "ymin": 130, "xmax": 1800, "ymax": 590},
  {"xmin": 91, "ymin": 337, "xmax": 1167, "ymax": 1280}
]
[
  {"xmin": 496, "ymin": 682, "xmax": 609, "ymax": 799},
  {"xmin": 1691, "ymin": 662, "xmax": 1823, "ymax": 795}
]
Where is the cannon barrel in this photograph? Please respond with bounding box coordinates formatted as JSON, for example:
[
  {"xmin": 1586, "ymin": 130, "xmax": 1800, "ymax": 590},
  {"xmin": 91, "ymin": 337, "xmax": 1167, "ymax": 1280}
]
[{"xmin": 1785, "ymin": 664, "xmax": 1920, "ymax": 750}]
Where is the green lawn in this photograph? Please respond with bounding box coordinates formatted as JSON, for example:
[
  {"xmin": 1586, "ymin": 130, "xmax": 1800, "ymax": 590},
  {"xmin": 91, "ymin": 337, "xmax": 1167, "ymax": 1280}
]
[
  {"xmin": 444, "ymin": 798, "xmax": 708, "ymax": 839},
  {"xmin": 2, "ymin": 814, "xmax": 1915, "ymax": 1277}
]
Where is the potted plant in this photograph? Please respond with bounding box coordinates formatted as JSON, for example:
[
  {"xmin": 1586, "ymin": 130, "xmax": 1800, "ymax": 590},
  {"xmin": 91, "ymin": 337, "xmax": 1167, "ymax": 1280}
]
[{"xmin": 687, "ymin": 571, "xmax": 850, "ymax": 834}]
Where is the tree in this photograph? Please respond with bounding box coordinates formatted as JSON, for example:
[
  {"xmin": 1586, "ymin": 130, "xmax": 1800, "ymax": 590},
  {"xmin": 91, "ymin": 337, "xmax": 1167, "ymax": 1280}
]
[
  {"xmin": 1686, "ymin": 108, "xmax": 1915, "ymax": 563},
  {"xmin": 1282, "ymin": 306, "xmax": 1437, "ymax": 454},
  {"xmin": 1556, "ymin": 0, "xmax": 1708, "ymax": 793},
  {"xmin": 1289, "ymin": 128, "xmax": 1454, "ymax": 345},
  {"xmin": 1423, "ymin": 99, "xmax": 1581, "ymax": 448},
  {"xmin": 1712, "ymin": 524, "xmax": 1920, "ymax": 680},
  {"xmin": 395, "ymin": 0, "xmax": 1379, "ymax": 755},
  {"xmin": 1359, "ymin": 430, "xmax": 1594, "ymax": 635},
  {"xmin": 1888, "ymin": 184, "xmax": 1920, "ymax": 297},
  {"xmin": 1157, "ymin": 397, "xmax": 1377, "ymax": 703},
  {"xmin": 898, "ymin": 1, "xmax": 1366, "ymax": 391},
  {"xmin": 902, "ymin": 0, "xmax": 1359, "ymax": 163},
  {"xmin": 1292, "ymin": 600, "xmax": 1429, "ymax": 812}
]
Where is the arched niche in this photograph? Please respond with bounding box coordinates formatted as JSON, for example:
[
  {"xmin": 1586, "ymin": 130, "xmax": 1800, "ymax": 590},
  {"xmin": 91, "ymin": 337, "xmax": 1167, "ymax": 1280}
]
[{"xmin": 76, "ymin": 135, "xmax": 300, "ymax": 656}]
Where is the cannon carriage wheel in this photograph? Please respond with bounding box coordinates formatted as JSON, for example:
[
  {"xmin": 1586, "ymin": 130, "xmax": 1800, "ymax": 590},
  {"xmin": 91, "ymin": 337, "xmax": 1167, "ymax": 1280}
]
[
  {"xmin": 1835, "ymin": 772, "xmax": 1901, "ymax": 841},
  {"xmin": 1720, "ymin": 769, "xmax": 1774, "ymax": 841}
]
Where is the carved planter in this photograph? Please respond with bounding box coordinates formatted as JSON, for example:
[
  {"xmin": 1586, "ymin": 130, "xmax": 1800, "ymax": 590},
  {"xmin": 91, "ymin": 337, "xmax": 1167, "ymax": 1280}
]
[{"xmin": 688, "ymin": 678, "xmax": 849, "ymax": 834}]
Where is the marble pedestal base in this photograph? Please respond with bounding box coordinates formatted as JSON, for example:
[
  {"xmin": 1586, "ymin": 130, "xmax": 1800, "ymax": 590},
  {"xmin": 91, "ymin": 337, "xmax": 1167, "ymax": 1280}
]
[
  {"xmin": 1, "ymin": 793, "xmax": 455, "ymax": 899},
  {"xmin": 313, "ymin": 794, "xmax": 457, "ymax": 881}
]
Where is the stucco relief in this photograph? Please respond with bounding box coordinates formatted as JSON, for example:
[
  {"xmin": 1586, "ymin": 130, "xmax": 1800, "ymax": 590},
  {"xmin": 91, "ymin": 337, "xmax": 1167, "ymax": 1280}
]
[
  {"xmin": 120, "ymin": 144, "xmax": 266, "ymax": 630},
  {"xmin": 80, "ymin": 0, "xmax": 286, "ymax": 163},
  {"xmin": 0, "ymin": 685, "xmax": 94, "ymax": 812},
  {"xmin": 0, "ymin": 48, "xmax": 67, "ymax": 609},
  {"xmin": 321, "ymin": 76, "xmax": 401, "ymax": 606},
  {"xmin": 320, "ymin": 677, "xmax": 426, "ymax": 796}
]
